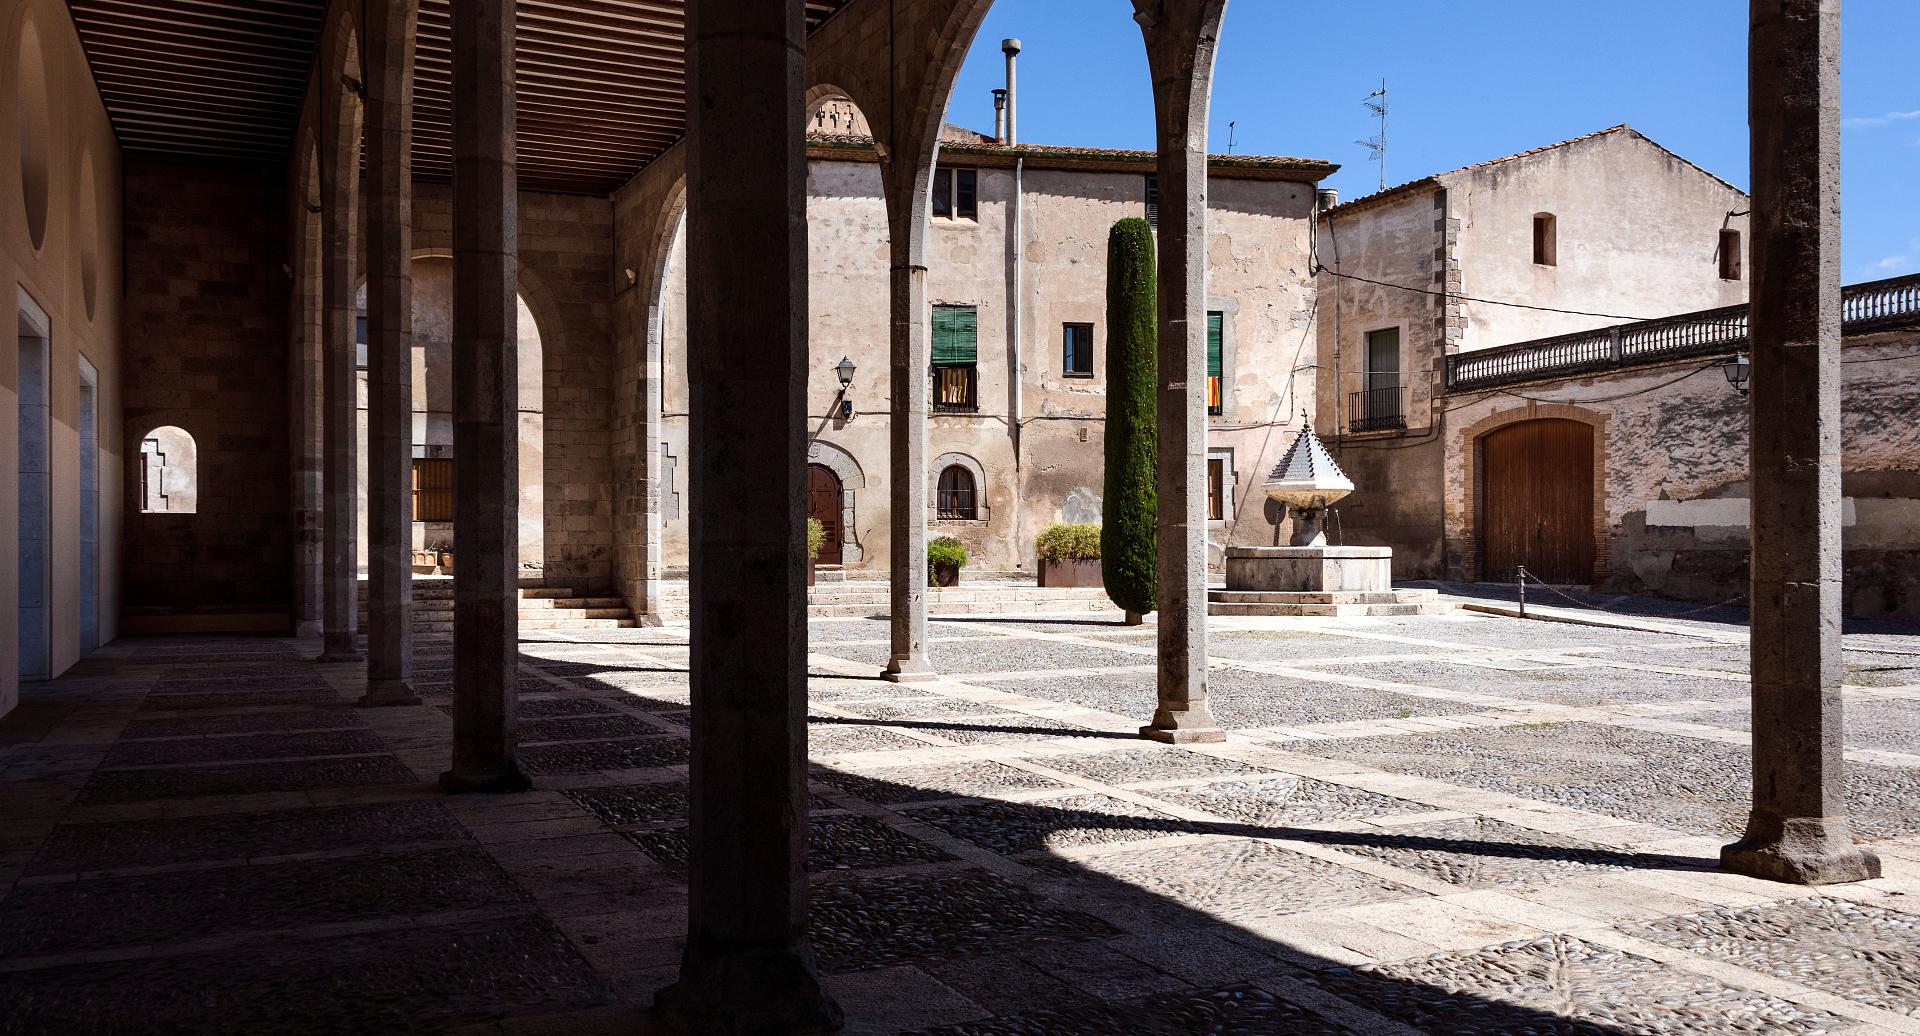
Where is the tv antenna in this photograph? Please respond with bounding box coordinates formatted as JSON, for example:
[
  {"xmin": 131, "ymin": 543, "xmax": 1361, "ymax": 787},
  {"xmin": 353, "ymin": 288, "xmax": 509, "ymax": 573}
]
[
  {"xmin": 1355, "ymin": 79, "xmax": 1387, "ymax": 190},
  {"xmin": 1227, "ymin": 120, "xmax": 1237, "ymax": 154}
]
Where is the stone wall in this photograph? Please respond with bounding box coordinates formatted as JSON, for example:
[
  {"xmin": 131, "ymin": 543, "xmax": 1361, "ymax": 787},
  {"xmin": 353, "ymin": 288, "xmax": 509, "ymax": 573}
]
[
  {"xmin": 0, "ymin": 0, "xmax": 126, "ymax": 703},
  {"xmin": 645, "ymin": 147, "xmax": 1326, "ymax": 574},
  {"xmin": 1436, "ymin": 329, "xmax": 1920, "ymax": 624},
  {"xmin": 121, "ymin": 159, "xmax": 290, "ymax": 628}
]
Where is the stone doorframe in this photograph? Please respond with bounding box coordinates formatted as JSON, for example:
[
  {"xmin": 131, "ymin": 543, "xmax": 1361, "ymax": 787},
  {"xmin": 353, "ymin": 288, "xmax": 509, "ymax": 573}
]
[
  {"xmin": 806, "ymin": 439, "xmax": 865, "ymax": 563},
  {"xmin": 1449, "ymin": 403, "xmax": 1611, "ymax": 584}
]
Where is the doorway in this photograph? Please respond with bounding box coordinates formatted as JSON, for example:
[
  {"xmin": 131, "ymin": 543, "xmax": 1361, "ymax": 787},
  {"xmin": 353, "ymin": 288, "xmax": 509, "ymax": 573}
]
[
  {"xmin": 1479, "ymin": 418, "xmax": 1595, "ymax": 585},
  {"xmin": 807, "ymin": 463, "xmax": 843, "ymax": 565},
  {"xmin": 17, "ymin": 293, "xmax": 50, "ymax": 678}
]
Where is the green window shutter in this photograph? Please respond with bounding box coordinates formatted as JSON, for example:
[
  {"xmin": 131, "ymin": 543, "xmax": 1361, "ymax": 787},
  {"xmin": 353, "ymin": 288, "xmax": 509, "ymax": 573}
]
[
  {"xmin": 1206, "ymin": 311, "xmax": 1223, "ymax": 378},
  {"xmin": 932, "ymin": 305, "xmax": 978, "ymax": 365}
]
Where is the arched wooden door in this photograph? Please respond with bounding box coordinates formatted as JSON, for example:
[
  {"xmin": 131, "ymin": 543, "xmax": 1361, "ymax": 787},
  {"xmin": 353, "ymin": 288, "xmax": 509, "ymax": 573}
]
[
  {"xmin": 807, "ymin": 464, "xmax": 844, "ymax": 565},
  {"xmin": 1479, "ymin": 419, "xmax": 1594, "ymax": 585}
]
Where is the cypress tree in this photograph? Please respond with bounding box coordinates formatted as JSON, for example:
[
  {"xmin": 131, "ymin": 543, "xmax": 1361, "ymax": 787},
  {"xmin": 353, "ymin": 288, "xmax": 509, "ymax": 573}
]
[{"xmin": 1101, "ymin": 218, "xmax": 1157, "ymax": 618}]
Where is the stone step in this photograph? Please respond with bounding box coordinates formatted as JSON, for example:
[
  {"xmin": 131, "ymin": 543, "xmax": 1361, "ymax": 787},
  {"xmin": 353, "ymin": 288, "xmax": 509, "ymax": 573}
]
[
  {"xmin": 1206, "ymin": 589, "xmax": 1440, "ymax": 606},
  {"xmin": 1208, "ymin": 601, "xmax": 1454, "ymax": 618}
]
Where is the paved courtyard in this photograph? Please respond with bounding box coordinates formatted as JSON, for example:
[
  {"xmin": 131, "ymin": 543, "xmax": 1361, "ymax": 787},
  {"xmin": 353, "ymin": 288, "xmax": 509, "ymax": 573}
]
[{"xmin": 1, "ymin": 607, "xmax": 1917, "ymax": 1034}]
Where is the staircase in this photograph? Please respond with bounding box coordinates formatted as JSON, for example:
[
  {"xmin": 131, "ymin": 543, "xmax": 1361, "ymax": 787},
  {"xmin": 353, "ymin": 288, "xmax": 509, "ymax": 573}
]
[
  {"xmin": 1206, "ymin": 588, "xmax": 1455, "ymax": 617},
  {"xmin": 655, "ymin": 577, "xmax": 1118, "ymax": 621},
  {"xmin": 356, "ymin": 578, "xmax": 641, "ymax": 634}
]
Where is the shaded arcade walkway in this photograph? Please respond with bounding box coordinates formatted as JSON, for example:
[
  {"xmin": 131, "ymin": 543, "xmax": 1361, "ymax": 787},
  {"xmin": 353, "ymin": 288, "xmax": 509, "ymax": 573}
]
[{"xmin": 0, "ymin": 612, "xmax": 1916, "ymax": 1033}]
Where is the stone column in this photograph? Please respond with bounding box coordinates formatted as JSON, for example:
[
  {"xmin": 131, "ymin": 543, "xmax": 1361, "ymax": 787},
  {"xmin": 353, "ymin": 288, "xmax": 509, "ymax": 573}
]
[
  {"xmin": 1722, "ymin": 0, "xmax": 1877, "ymax": 885},
  {"xmin": 1137, "ymin": 0, "xmax": 1224, "ymax": 743},
  {"xmin": 317, "ymin": 88, "xmax": 363, "ymax": 665},
  {"xmin": 439, "ymin": 0, "xmax": 528, "ymax": 794},
  {"xmin": 654, "ymin": 1, "xmax": 841, "ymax": 1031},
  {"xmin": 361, "ymin": 0, "xmax": 420, "ymax": 708},
  {"xmin": 884, "ymin": 184, "xmax": 934, "ymax": 683}
]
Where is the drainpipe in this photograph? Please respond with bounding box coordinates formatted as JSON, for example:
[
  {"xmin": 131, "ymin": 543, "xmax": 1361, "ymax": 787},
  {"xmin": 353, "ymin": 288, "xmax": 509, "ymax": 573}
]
[{"xmin": 1003, "ymin": 38, "xmax": 1024, "ymax": 475}]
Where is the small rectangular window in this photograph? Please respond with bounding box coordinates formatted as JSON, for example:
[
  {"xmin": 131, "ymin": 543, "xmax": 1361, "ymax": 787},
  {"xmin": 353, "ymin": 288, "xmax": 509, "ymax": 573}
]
[
  {"xmin": 1207, "ymin": 458, "xmax": 1225, "ymax": 521},
  {"xmin": 1532, "ymin": 213, "xmax": 1557, "ymax": 266},
  {"xmin": 932, "ymin": 169, "xmax": 952, "ymax": 219},
  {"xmin": 1145, "ymin": 173, "xmax": 1159, "ymax": 229},
  {"xmin": 1718, "ymin": 229, "xmax": 1742, "ymax": 280},
  {"xmin": 412, "ymin": 458, "xmax": 454, "ymax": 522},
  {"xmin": 932, "ymin": 305, "xmax": 979, "ymax": 412},
  {"xmin": 1062, "ymin": 323, "xmax": 1093, "ymax": 377},
  {"xmin": 955, "ymin": 169, "xmax": 978, "ymax": 219}
]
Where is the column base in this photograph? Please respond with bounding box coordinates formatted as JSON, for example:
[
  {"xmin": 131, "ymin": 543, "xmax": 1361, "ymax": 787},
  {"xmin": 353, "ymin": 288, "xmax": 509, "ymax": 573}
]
[
  {"xmin": 882, "ymin": 657, "xmax": 938, "ymax": 684},
  {"xmin": 1140, "ymin": 701, "xmax": 1227, "ymax": 744},
  {"xmin": 438, "ymin": 762, "xmax": 533, "ymax": 795},
  {"xmin": 653, "ymin": 944, "xmax": 843, "ymax": 1036},
  {"xmin": 294, "ymin": 619, "xmax": 323, "ymax": 638},
  {"xmin": 358, "ymin": 680, "xmax": 421, "ymax": 708},
  {"xmin": 1722, "ymin": 817, "xmax": 1883, "ymax": 885}
]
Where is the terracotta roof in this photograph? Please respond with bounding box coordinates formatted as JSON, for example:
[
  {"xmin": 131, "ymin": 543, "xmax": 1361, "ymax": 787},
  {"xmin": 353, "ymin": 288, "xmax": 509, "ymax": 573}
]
[{"xmin": 1325, "ymin": 124, "xmax": 1743, "ymax": 217}]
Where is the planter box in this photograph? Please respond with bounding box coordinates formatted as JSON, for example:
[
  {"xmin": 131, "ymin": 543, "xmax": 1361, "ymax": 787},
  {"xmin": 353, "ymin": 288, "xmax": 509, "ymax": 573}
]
[
  {"xmin": 1038, "ymin": 558, "xmax": 1102, "ymax": 588},
  {"xmin": 929, "ymin": 563, "xmax": 961, "ymax": 588},
  {"xmin": 411, "ymin": 550, "xmax": 440, "ymax": 574}
]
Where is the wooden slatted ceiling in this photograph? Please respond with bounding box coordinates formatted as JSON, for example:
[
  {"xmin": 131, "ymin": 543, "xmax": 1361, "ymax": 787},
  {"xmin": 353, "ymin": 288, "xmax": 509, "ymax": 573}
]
[{"xmin": 67, "ymin": 0, "xmax": 854, "ymax": 194}]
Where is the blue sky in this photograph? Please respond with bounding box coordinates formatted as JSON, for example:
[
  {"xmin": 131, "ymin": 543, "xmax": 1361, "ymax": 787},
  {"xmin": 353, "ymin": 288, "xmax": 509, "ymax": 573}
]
[{"xmin": 948, "ymin": 0, "xmax": 1918, "ymax": 282}]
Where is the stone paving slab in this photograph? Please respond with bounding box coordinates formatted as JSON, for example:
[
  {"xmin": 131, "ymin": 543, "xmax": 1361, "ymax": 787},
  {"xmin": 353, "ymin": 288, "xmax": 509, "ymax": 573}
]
[
  {"xmin": 1036, "ymin": 746, "xmax": 1278, "ymax": 785},
  {"xmin": 1632, "ymin": 895, "xmax": 1920, "ymax": 1017},
  {"xmin": 1303, "ymin": 816, "xmax": 1704, "ymax": 891},
  {"xmin": 137, "ymin": 685, "xmax": 348, "ymax": 711},
  {"xmin": 1674, "ymin": 698, "xmax": 1920, "ymax": 757},
  {"xmin": 808, "ymin": 868, "xmax": 1118, "ymax": 972},
  {"xmin": 1146, "ymin": 775, "xmax": 1441, "ymax": 828},
  {"xmin": 517, "ymin": 713, "xmax": 658, "ymax": 744},
  {"xmin": 25, "ymin": 799, "xmax": 468, "ymax": 876},
  {"xmin": 1303, "ymin": 658, "xmax": 1745, "ymax": 705},
  {"xmin": 517, "ymin": 736, "xmax": 690, "ymax": 776},
  {"xmin": 0, "ymin": 846, "xmax": 525, "ymax": 958},
  {"xmin": 121, "ymin": 710, "xmax": 366, "ymax": 739},
  {"xmin": 76, "ymin": 754, "xmax": 417, "ymax": 805},
  {"xmin": 1290, "ymin": 720, "xmax": 1920, "ymax": 841},
  {"xmin": 1207, "ymin": 629, "xmax": 1449, "ymax": 665},
  {"xmin": 0, "ymin": 913, "xmax": 606, "ymax": 1035},
  {"xmin": 99, "ymin": 729, "xmax": 388, "ymax": 769},
  {"xmin": 932, "ymin": 639, "xmax": 1158, "ymax": 675},
  {"xmin": 910, "ymin": 982, "xmax": 1353, "ymax": 1035},
  {"xmin": 909, "ymin": 793, "xmax": 1197, "ymax": 856},
  {"xmin": 814, "ymin": 761, "xmax": 1070, "ymax": 805},
  {"xmin": 1311, "ymin": 933, "xmax": 1854, "ymax": 1034},
  {"xmin": 626, "ymin": 814, "xmax": 954, "ymax": 875}
]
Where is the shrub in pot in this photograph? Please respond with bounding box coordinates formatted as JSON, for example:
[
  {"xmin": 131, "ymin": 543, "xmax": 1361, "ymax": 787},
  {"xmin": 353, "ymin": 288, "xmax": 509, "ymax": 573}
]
[
  {"xmin": 1036, "ymin": 523, "xmax": 1102, "ymax": 588},
  {"xmin": 927, "ymin": 536, "xmax": 968, "ymax": 588},
  {"xmin": 806, "ymin": 517, "xmax": 824, "ymax": 586}
]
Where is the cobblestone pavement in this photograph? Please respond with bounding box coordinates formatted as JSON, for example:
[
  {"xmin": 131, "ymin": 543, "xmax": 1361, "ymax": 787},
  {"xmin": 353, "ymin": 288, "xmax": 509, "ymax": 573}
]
[{"xmin": 0, "ymin": 608, "xmax": 1915, "ymax": 1034}]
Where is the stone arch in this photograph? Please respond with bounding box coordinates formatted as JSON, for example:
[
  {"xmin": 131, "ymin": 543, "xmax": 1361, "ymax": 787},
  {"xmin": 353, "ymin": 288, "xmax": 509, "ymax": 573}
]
[
  {"xmin": 806, "ymin": 439, "xmax": 866, "ymax": 563},
  {"xmin": 1455, "ymin": 403, "xmax": 1610, "ymax": 583},
  {"xmin": 929, "ymin": 451, "xmax": 989, "ymax": 524}
]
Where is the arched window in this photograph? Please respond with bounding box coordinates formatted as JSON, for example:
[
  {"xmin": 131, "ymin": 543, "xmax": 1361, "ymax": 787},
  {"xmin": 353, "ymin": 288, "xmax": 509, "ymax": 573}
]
[
  {"xmin": 937, "ymin": 465, "xmax": 977, "ymax": 520},
  {"xmin": 1532, "ymin": 212, "xmax": 1557, "ymax": 266},
  {"xmin": 139, "ymin": 426, "xmax": 198, "ymax": 514}
]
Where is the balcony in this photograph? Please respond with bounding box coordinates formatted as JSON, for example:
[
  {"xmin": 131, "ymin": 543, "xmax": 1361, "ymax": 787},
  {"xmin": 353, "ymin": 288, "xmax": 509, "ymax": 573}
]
[{"xmin": 1348, "ymin": 385, "xmax": 1406, "ymax": 433}]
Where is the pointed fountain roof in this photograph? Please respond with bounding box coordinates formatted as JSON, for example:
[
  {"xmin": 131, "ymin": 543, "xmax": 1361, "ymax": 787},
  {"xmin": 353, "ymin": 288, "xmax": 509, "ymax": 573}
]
[{"xmin": 1265, "ymin": 423, "xmax": 1354, "ymax": 500}]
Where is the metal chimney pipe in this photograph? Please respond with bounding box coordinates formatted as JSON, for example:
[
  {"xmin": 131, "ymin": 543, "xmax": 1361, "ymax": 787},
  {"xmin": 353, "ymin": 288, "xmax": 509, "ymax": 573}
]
[
  {"xmin": 992, "ymin": 88, "xmax": 1008, "ymax": 144},
  {"xmin": 1316, "ymin": 187, "xmax": 1339, "ymax": 212},
  {"xmin": 1001, "ymin": 38, "xmax": 1022, "ymax": 146}
]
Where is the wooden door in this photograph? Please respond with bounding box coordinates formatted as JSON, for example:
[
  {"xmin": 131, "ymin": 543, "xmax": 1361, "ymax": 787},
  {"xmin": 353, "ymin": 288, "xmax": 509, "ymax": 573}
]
[
  {"xmin": 1479, "ymin": 419, "xmax": 1594, "ymax": 585},
  {"xmin": 807, "ymin": 464, "xmax": 843, "ymax": 565}
]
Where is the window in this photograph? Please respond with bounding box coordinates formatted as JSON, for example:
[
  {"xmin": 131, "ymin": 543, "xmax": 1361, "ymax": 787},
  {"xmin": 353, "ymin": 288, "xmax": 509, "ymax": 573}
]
[
  {"xmin": 1207, "ymin": 457, "xmax": 1225, "ymax": 521},
  {"xmin": 412, "ymin": 457, "xmax": 453, "ymax": 521},
  {"xmin": 138, "ymin": 426, "xmax": 197, "ymax": 514},
  {"xmin": 937, "ymin": 465, "xmax": 977, "ymax": 520},
  {"xmin": 1062, "ymin": 322, "xmax": 1093, "ymax": 377},
  {"xmin": 1206, "ymin": 311, "xmax": 1224, "ymax": 415},
  {"xmin": 932, "ymin": 167, "xmax": 978, "ymax": 220},
  {"xmin": 932, "ymin": 305, "xmax": 979, "ymax": 412},
  {"xmin": 1532, "ymin": 212, "xmax": 1557, "ymax": 266},
  {"xmin": 1144, "ymin": 173, "xmax": 1159, "ymax": 229},
  {"xmin": 1354, "ymin": 327, "xmax": 1405, "ymax": 432},
  {"xmin": 1718, "ymin": 229, "xmax": 1742, "ymax": 280}
]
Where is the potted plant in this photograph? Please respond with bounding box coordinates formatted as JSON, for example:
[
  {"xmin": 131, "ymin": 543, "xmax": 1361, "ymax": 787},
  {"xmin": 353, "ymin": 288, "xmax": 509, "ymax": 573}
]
[
  {"xmin": 1036, "ymin": 523, "xmax": 1102, "ymax": 588},
  {"xmin": 431, "ymin": 540, "xmax": 454, "ymax": 575},
  {"xmin": 806, "ymin": 517, "xmax": 825, "ymax": 587},
  {"xmin": 927, "ymin": 536, "xmax": 968, "ymax": 588}
]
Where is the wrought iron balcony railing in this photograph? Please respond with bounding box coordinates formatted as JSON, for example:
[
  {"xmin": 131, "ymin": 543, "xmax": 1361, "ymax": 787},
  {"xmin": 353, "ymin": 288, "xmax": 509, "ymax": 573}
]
[
  {"xmin": 1348, "ymin": 386, "xmax": 1406, "ymax": 432},
  {"xmin": 1444, "ymin": 272, "xmax": 1920, "ymax": 393}
]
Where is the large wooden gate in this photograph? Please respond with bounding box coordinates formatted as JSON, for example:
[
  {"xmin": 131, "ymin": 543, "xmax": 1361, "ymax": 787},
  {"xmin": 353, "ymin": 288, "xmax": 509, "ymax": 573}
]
[
  {"xmin": 807, "ymin": 464, "xmax": 844, "ymax": 565},
  {"xmin": 1479, "ymin": 418, "xmax": 1594, "ymax": 585}
]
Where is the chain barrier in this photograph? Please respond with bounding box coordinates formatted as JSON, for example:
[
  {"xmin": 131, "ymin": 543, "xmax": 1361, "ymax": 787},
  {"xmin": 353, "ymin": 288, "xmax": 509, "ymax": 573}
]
[{"xmin": 1514, "ymin": 566, "xmax": 1749, "ymax": 620}]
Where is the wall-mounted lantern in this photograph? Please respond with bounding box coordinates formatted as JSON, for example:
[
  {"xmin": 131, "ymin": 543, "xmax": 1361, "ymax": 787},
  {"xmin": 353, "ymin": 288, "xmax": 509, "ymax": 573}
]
[
  {"xmin": 834, "ymin": 356, "xmax": 857, "ymax": 420},
  {"xmin": 1721, "ymin": 352, "xmax": 1750, "ymax": 395}
]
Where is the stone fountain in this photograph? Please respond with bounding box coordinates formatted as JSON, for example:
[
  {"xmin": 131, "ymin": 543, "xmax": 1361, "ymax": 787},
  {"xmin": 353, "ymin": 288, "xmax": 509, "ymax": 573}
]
[{"xmin": 1211, "ymin": 423, "xmax": 1450, "ymax": 616}]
